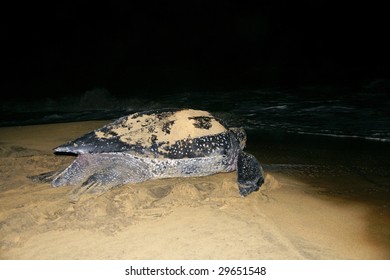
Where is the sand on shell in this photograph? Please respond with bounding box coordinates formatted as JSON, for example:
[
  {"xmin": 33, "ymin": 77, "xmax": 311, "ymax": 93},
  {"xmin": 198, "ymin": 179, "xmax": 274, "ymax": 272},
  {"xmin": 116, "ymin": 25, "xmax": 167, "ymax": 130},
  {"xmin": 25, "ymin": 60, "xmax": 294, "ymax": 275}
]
[
  {"xmin": 94, "ymin": 109, "xmax": 227, "ymax": 150},
  {"xmin": 0, "ymin": 121, "xmax": 388, "ymax": 260}
]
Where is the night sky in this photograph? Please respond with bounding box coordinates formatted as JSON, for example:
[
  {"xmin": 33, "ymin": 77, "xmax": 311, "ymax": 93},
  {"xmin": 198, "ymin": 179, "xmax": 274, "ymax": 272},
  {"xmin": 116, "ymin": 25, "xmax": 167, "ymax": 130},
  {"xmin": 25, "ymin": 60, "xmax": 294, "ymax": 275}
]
[{"xmin": 3, "ymin": 1, "xmax": 389, "ymax": 101}]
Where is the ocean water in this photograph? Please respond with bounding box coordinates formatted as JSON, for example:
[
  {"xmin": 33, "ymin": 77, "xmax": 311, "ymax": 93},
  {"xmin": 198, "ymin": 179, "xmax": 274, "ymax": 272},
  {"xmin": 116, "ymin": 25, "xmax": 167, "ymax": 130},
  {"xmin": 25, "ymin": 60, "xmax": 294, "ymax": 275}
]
[{"xmin": 2, "ymin": 84, "xmax": 390, "ymax": 143}]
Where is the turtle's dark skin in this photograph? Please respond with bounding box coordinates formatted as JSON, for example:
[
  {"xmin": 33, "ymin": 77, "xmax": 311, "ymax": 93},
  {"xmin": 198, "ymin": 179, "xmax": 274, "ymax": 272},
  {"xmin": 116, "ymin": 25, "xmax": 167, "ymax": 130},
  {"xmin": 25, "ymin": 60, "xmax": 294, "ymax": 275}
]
[{"xmin": 33, "ymin": 109, "xmax": 264, "ymax": 199}]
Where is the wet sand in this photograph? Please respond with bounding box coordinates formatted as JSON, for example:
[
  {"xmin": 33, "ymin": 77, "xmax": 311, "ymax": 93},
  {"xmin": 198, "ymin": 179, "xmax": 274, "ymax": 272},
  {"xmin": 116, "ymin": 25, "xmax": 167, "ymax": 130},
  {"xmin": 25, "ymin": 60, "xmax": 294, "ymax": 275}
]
[{"xmin": 0, "ymin": 121, "xmax": 389, "ymax": 259}]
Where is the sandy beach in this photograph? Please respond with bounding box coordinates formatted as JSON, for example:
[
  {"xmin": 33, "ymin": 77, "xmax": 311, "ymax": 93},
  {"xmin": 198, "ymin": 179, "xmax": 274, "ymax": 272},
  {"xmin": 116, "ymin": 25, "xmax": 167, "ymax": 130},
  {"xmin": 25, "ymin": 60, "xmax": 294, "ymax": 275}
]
[{"xmin": 0, "ymin": 121, "xmax": 389, "ymax": 260}]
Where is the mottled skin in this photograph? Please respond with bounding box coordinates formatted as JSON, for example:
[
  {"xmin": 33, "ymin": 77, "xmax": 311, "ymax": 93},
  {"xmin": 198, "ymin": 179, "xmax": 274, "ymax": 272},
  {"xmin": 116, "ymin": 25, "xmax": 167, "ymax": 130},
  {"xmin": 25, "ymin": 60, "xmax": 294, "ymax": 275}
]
[{"xmin": 33, "ymin": 109, "xmax": 264, "ymax": 199}]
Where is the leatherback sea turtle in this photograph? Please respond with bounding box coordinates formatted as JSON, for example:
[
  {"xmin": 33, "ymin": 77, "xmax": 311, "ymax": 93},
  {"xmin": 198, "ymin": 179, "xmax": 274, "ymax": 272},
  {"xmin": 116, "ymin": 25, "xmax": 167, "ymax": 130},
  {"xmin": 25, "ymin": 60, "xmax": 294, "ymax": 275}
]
[{"xmin": 34, "ymin": 109, "xmax": 264, "ymax": 198}]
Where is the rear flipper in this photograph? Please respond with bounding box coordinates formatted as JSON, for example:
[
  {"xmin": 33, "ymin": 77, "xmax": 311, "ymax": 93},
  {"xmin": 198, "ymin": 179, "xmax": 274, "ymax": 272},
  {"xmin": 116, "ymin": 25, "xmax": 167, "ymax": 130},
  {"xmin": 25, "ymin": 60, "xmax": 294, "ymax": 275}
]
[
  {"xmin": 237, "ymin": 151, "xmax": 264, "ymax": 196},
  {"xmin": 67, "ymin": 170, "xmax": 125, "ymax": 202},
  {"xmin": 32, "ymin": 153, "xmax": 152, "ymax": 201},
  {"xmin": 66, "ymin": 154, "xmax": 153, "ymax": 201},
  {"xmin": 28, "ymin": 171, "xmax": 62, "ymax": 183}
]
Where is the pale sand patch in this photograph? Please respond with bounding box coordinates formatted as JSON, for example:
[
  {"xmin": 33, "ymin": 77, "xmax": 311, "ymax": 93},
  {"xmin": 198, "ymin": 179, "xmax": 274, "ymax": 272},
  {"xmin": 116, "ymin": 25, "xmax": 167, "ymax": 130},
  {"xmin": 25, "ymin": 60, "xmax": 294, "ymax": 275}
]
[{"xmin": 0, "ymin": 122, "xmax": 388, "ymax": 259}]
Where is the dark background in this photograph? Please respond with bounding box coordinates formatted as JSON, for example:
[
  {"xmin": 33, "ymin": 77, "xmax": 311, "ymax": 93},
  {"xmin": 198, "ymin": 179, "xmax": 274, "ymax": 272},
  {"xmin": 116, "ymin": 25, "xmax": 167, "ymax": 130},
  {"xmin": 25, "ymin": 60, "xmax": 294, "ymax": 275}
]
[{"xmin": 2, "ymin": 0, "xmax": 389, "ymax": 101}]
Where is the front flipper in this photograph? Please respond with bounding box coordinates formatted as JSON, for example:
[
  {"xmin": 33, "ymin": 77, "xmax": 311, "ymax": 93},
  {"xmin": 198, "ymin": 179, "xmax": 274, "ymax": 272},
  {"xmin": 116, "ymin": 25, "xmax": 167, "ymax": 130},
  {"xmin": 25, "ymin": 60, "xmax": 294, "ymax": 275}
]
[{"xmin": 237, "ymin": 151, "xmax": 264, "ymax": 196}]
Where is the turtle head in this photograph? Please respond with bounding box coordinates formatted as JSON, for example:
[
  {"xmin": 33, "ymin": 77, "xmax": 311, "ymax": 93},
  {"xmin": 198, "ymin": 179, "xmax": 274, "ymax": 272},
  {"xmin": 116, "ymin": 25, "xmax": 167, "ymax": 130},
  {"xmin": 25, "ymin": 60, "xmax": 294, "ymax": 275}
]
[{"xmin": 229, "ymin": 127, "xmax": 247, "ymax": 150}]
